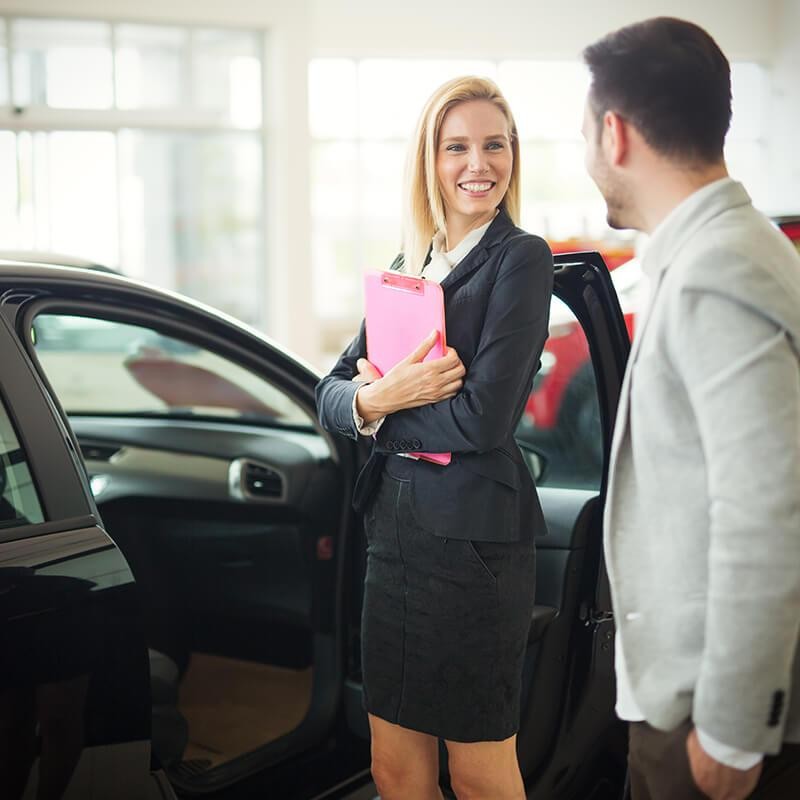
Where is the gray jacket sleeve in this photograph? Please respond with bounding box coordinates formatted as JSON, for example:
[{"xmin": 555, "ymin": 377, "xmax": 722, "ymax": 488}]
[
  {"xmin": 670, "ymin": 282, "xmax": 800, "ymax": 753},
  {"xmin": 315, "ymin": 320, "xmax": 367, "ymax": 441}
]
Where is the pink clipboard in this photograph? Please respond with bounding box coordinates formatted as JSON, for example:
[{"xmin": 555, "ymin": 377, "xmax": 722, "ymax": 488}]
[{"xmin": 364, "ymin": 270, "xmax": 451, "ymax": 466}]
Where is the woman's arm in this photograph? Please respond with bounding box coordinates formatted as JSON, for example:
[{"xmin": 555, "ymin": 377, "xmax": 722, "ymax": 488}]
[
  {"xmin": 315, "ymin": 321, "xmax": 369, "ymax": 440},
  {"xmin": 371, "ymin": 236, "xmax": 553, "ymax": 454},
  {"xmin": 355, "ymin": 334, "xmax": 465, "ymax": 423},
  {"xmin": 315, "ymin": 250, "xmax": 461, "ymax": 439},
  {"xmin": 316, "ymin": 323, "xmax": 466, "ymax": 438}
]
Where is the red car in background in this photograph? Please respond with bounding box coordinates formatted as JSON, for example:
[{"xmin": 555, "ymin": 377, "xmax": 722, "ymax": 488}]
[
  {"xmin": 775, "ymin": 216, "xmax": 800, "ymax": 255},
  {"xmin": 520, "ymin": 217, "xmax": 800, "ymax": 488}
]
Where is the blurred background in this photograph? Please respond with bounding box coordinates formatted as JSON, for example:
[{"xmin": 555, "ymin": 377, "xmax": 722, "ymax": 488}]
[{"xmin": 0, "ymin": 0, "xmax": 797, "ymax": 369}]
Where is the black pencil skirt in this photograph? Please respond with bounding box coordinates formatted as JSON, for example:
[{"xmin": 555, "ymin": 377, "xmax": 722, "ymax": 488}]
[{"xmin": 361, "ymin": 456, "xmax": 537, "ymax": 743}]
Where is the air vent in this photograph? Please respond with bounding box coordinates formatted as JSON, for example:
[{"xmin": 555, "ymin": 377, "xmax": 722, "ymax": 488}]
[
  {"xmin": 243, "ymin": 463, "xmax": 283, "ymax": 498},
  {"xmin": 228, "ymin": 458, "xmax": 285, "ymax": 503},
  {"xmin": 80, "ymin": 442, "xmax": 121, "ymax": 462}
]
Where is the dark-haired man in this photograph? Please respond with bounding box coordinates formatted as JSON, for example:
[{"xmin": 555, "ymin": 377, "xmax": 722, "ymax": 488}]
[{"xmin": 582, "ymin": 17, "xmax": 800, "ymax": 800}]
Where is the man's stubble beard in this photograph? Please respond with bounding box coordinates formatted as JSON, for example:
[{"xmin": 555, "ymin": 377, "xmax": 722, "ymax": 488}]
[{"xmin": 598, "ymin": 170, "xmax": 632, "ymax": 231}]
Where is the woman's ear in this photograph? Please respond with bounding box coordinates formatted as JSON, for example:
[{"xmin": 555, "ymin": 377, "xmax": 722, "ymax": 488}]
[{"xmin": 602, "ymin": 110, "xmax": 629, "ymax": 167}]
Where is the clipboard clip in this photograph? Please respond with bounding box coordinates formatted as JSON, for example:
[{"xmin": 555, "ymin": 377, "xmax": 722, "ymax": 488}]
[{"xmin": 381, "ymin": 272, "xmax": 424, "ymax": 294}]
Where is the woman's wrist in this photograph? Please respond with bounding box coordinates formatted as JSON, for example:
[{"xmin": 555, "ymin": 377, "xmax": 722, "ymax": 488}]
[{"xmin": 356, "ymin": 380, "xmax": 390, "ymax": 423}]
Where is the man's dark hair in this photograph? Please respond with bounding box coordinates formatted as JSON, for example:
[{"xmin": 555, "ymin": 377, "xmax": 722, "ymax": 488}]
[{"xmin": 583, "ymin": 17, "xmax": 731, "ymax": 164}]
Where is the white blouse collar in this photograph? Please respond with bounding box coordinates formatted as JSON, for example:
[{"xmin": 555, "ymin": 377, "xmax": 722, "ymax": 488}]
[{"xmin": 424, "ymin": 213, "xmax": 496, "ymax": 283}]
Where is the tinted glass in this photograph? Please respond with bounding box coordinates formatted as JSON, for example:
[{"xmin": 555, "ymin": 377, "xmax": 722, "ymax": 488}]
[
  {"xmin": 32, "ymin": 314, "xmax": 313, "ymax": 427},
  {"xmin": 0, "ymin": 396, "xmax": 45, "ymax": 528}
]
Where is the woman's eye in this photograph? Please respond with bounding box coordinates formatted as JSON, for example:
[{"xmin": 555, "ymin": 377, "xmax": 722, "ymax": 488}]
[
  {"xmin": 446, "ymin": 143, "xmax": 466, "ymax": 152},
  {"xmin": 486, "ymin": 141, "xmax": 504, "ymax": 150}
]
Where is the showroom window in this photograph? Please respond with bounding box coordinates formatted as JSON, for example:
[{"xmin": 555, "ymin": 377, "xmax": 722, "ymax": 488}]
[
  {"xmin": 309, "ymin": 58, "xmax": 768, "ymax": 358},
  {"xmin": 0, "ymin": 17, "xmax": 265, "ymax": 328}
]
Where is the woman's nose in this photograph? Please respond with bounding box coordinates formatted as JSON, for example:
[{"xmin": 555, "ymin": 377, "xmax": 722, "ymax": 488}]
[{"xmin": 468, "ymin": 148, "xmax": 488, "ymax": 174}]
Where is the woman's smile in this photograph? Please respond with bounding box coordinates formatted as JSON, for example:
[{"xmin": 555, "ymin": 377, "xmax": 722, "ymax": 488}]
[{"xmin": 458, "ymin": 180, "xmax": 496, "ymax": 197}]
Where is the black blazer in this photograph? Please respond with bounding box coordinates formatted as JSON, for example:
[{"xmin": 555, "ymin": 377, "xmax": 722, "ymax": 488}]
[{"xmin": 315, "ymin": 210, "xmax": 553, "ymax": 542}]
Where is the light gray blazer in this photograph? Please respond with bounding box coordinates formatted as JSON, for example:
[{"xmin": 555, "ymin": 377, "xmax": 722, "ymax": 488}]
[{"xmin": 604, "ymin": 178, "xmax": 800, "ymax": 754}]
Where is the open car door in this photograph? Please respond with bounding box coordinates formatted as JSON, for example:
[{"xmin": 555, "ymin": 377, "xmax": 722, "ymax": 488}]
[
  {"xmin": 1, "ymin": 261, "xmax": 368, "ymax": 799},
  {"xmin": 515, "ymin": 250, "xmax": 633, "ymax": 799}
]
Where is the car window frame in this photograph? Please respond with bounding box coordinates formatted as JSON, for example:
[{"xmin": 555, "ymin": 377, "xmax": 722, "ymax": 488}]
[
  {"xmin": 20, "ymin": 297, "xmax": 321, "ymax": 434},
  {"xmin": 551, "ymin": 251, "xmax": 631, "ymax": 496},
  {"xmin": 0, "ymin": 314, "xmax": 96, "ymax": 544}
]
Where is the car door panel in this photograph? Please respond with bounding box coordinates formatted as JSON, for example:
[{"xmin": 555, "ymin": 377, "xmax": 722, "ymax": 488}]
[
  {"xmin": 68, "ymin": 417, "xmax": 339, "ymax": 670},
  {"xmin": 0, "ymin": 268, "xmax": 365, "ymax": 793}
]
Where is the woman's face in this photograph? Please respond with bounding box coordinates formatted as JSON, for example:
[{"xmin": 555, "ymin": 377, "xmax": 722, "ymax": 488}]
[{"xmin": 435, "ymin": 99, "xmax": 513, "ymax": 234}]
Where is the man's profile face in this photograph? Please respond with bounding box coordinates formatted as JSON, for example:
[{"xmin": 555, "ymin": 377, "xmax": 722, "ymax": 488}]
[{"xmin": 582, "ymin": 96, "xmax": 629, "ymax": 230}]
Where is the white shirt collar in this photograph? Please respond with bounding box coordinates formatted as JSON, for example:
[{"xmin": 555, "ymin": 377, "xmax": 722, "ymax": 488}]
[{"xmin": 423, "ymin": 214, "xmax": 496, "ymax": 283}]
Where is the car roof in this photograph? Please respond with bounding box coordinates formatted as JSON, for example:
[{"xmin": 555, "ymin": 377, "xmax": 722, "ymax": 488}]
[
  {"xmin": 0, "ymin": 257, "xmax": 230, "ymax": 322},
  {"xmin": 0, "ymin": 258, "xmax": 138, "ymax": 286},
  {"xmin": 0, "ymin": 257, "xmax": 322, "ymax": 378},
  {"xmin": 0, "ymin": 250, "xmax": 119, "ymax": 272}
]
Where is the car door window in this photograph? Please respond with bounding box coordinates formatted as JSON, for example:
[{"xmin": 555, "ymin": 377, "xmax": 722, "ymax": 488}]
[
  {"xmin": 516, "ymin": 297, "xmax": 603, "ymax": 490},
  {"xmin": 31, "ymin": 314, "xmax": 314, "ymax": 427},
  {"xmin": 0, "ymin": 397, "xmax": 45, "ymax": 528}
]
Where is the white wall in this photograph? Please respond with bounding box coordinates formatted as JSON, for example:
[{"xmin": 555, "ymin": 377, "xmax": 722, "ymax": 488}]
[
  {"xmin": 766, "ymin": 0, "xmax": 800, "ymax": 215},
  {"xmin": 310, "ymin": 0, "xmax": 779, "ymax": 61}
]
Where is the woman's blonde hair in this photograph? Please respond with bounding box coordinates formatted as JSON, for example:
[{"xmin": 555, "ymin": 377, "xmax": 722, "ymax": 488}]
[{"xmin": 401, "ymin": 75, "xmax": 521, "ymax": 274}]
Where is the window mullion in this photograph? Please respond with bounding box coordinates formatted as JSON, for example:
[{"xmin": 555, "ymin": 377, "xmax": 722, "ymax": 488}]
[
  {"xmin": 114, "ymin": 130, "xmax": 123, "ymax": 269},
  {"xmin": 0, "ymin": 106, "xmax": 250, "ymax": 133},
  {"xmin": 354, "ymin": 60, "xmax": 363, "ymax": 283},
  {"xmin": 7, "ymin": 15, "xmax": 15, "ymax": 110},
  {"xmin": 14, "ymin": 130, "xmax": 22, "ymax": 243},
  {"xmin": 110, "ymin": 22, "xmax": 118, "ymax": 109},
  {"xmin": 184, "ymin": 27, "xmax": 194, "ymax": 112}
]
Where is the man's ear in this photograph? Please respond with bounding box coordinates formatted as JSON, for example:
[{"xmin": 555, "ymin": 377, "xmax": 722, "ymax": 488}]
[{"xmin": 602, "ymin": 110, "xmax": 628, "ymax": 167}]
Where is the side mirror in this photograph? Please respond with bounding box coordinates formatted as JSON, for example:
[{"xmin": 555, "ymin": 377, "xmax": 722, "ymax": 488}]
[{"xmin": 518, "ymin": 442, "xmax": 548, "ymax": 484}]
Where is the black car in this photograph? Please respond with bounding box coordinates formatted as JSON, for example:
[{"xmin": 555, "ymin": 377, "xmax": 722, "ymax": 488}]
[{"xmin": 0, "ymin": 251, "xmax": 630, "ymax": 800}]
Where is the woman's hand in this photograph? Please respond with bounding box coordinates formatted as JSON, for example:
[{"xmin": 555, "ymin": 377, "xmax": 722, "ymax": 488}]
[
  {"xmin": 353, "ymin": 358, "xmax": 382, "ymax": 384},
  {"xmin": 354, "ymin": 331, "xmax": 466, "ymax": 423}
]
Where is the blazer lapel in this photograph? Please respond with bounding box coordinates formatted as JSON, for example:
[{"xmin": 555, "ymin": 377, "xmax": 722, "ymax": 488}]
[
  {"xmin": 440, "ymin": 246, "xmax": 491, "ymax": 292},
  {"xmin": 440, "ymin": 209, "xmax": 516, "ymax": 293},
  {"xmin": 607, "ymin": 268, "xmax": 667, "ymax": 472}
]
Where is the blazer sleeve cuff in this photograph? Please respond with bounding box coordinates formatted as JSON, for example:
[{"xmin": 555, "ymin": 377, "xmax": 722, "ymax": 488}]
[
  {"xmin": 352, "ymin": 384, "xmax": 386, "ymax": 437},
  {"xmin": 696, "ymin": 727, "xmax": 763, "ymax": 770}
]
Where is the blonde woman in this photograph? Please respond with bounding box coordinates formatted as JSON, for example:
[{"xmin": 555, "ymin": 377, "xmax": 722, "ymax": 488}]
[{"xmin": 316, "ymin": 76, "xmax": 553, "ymax": 800}]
